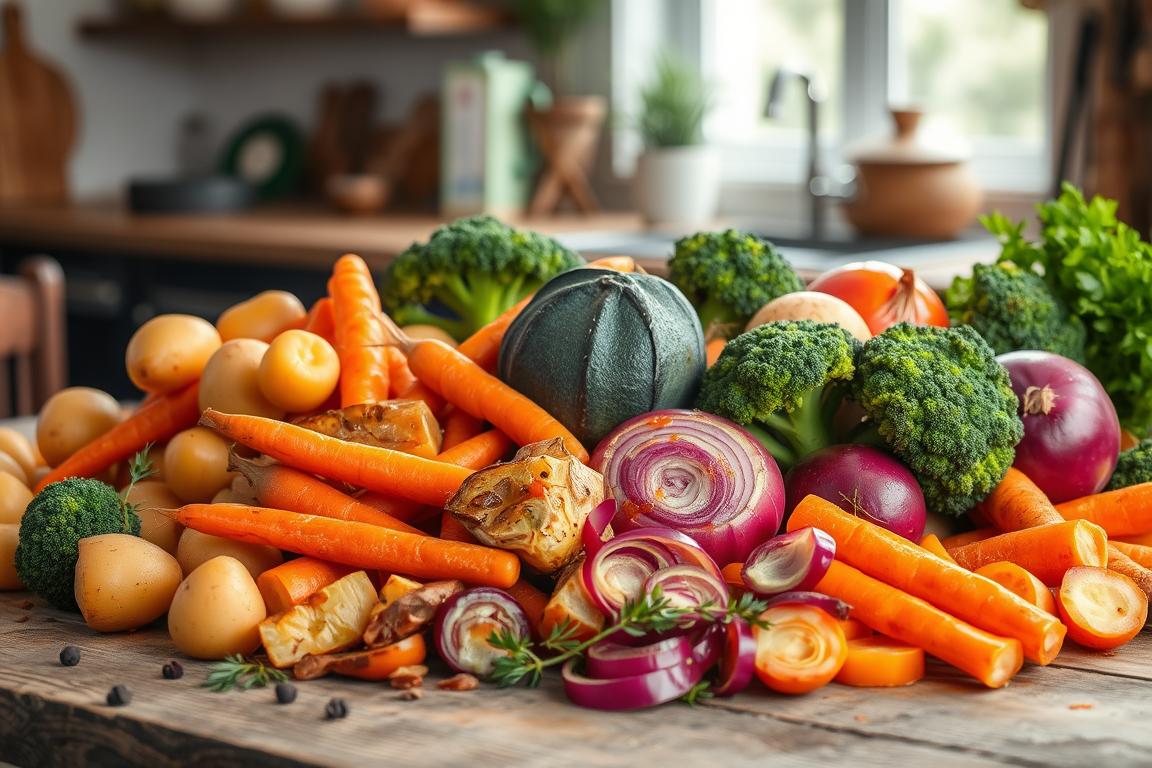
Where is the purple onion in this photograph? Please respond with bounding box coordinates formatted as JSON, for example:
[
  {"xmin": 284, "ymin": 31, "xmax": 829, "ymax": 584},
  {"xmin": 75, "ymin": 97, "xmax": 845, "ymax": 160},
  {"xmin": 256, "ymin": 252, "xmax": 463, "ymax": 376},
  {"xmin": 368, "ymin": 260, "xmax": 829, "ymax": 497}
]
[
  {"xmin": 644, "ymin": 564, "xmax": 730, "ymax": 616},
  {"xmin": 712, "ymin": 618, "xmax": 757, "ymax": 697},
  {"xmin": 434, "ymin": 587, "xmax": 530, "ymax": 678},
  {"xmin": 765, "ymin": 591, "xmax": 852, "ymax": 620},
  {"xmin": 586, "ymin": 635, "xmax": 693, "ymax": 680},
  {"xmin": 741, "ymin": 527, "xmax": 836, "ymax": 596}
]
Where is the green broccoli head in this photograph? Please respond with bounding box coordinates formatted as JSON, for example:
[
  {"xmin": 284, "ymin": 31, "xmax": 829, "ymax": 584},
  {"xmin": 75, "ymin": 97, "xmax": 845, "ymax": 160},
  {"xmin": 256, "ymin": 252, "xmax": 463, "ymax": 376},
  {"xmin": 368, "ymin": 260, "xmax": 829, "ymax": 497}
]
[
  {"xmin": 695, "ymin": 320, "xmax": 861, "ymax": 468},
  {"xmin": 668, "ymin": 230, "xmax": 804, "ymax": 338},
  {"xmin": 1106, "ymin": 439, "xmax": 1152, "ymax": 491},
  {"xmin": 853, "ymin": 323, "xmax": 1024, "ymax": 518},
  {"xmin": 945, "ymin": 262, "xmax": 1086, "ymax": 362},
  {"xmin": 381, "ymin": 215, "xmax": 584, "ymax": 341},
  {"xmin": 15, "ymin": 478, "xmax": 140, "ymax": 611}
]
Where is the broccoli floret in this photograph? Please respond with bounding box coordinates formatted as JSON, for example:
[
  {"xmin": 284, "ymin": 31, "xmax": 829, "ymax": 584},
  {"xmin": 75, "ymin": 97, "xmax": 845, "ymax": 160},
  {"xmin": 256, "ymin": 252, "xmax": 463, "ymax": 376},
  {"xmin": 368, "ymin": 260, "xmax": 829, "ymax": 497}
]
[
  {"xmin": 15, "ymin": 479, "xmax": 140, "ymax": 611},
  {"xmin": 381, "ymin": 215, "xmax": 584, "ymax": 340},
  {"xmin": 695, "ymin": 320, "xmax": 861, "ymax": 469},
  {"xmin": 853, "ymin": 323, "xmax": 1024, "ymax": 518},
  {"xmin": 945, "ymin": 262, "xmax": 1086, "ymax": 361},
  {"xmin": 1106, "ymin": 439, "xmax": 1152, "ymax": 491},
  {"xmin": 668, "ymin": 230, "xmax": 804, "ymax": 338}
]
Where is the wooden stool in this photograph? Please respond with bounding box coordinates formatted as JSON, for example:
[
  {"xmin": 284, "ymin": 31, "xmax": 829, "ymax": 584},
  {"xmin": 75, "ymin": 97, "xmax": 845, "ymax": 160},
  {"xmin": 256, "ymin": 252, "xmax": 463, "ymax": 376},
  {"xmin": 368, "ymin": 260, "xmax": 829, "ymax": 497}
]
[{"xmin": 0, "ymin": 255, "xmax": 66, "ymax": 417}]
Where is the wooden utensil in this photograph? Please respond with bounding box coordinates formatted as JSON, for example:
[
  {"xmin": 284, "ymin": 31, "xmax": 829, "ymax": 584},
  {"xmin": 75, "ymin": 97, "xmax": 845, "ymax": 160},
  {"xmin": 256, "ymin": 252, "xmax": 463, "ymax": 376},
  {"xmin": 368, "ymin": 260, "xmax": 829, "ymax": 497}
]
[{"xmin": 0, "ymin": 1, "xmax": 78, "ymax": 204}]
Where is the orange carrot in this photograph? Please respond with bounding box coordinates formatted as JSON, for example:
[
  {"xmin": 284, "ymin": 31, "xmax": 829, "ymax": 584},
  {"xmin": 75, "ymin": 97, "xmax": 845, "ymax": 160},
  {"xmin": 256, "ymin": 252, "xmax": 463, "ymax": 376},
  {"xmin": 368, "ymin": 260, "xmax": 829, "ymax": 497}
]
[
  {"xmin": 329, "ymin": 254, "xmax": 389, "ymax": 407},
  {"xmin": 296, "ymin": 634, "xmax": 427, "ymax": 681},
  {"xmin": 441, "ymin": 408, "xmax": 485, "ymax": 451},
  {"xmin": 948, "ymin": 520, "xmax": 1108, "ymax": 586},
  {"xmin": 456, "ymin": 295, "xmax": 534, "ymax": 372},
  {"xmin": 834, "ymin": 636, "xmax": 925, "ymax": 688},
  {"xmin": 976, "ymin": 467, "xmax": 1062, "ymax": 531},
  {"xmin": 838, "ymin": 617, "xmax": 873, "ymax": 641},
  {"xmin": 170, "ymin": 503, "xmax": 520, "ymax": 588},
  {"xmin": 585, "ymin": 255, "xmax": 641, "ymax": 272},
  {"xmin": 919, "ymin": 534, "xmax": 958, "ymax": 564},
  {"xmin": 1116, "ymin": 531, "xmax": 1152, "ymax": 547},
  {"xmin": 386, "ymin": 346, "xmax": 444, "ymax": 414},
  {"xmin": 706, "ymin": 338, "xmax": 726, "ymax": 367},
  {"xmin": 35, "ymin": 382, "xmax": 201, "ymax": 492},
  {"xmin": 975, "ymin": 561, "xmax": 1056, "ymax": 614},
  {"xmin": 1058, "ymin": 566, "xmax": 1149, "ymax": 650},
  {"xmin": 721, "ymin": 562, "xmax": 745, "ymax": 592},
  {"xmin": 1105, "ymin": 545, "xmax": 1152, "ymax": 597},
  {"xmin": 380, "ymin": 318, "xmax": 589, "ymax": 462},
  {"xmin": 1121, "ymin": 428, "xmax": 1141, "ymax": 451},
  {"xmin": 1056, "ymin": 483, "xmax": 1152, "ymax": 536},
  {"xmin": 814, "ymin": 560, "xmax": 1023, "ymax": 688},
  {"xmin": 436, "ymin": 429, "xmax": 512, "ymax": 469},
  {"xmin": 304, "ymin": 297, "xmax": 336, "ymax": 345},
  {"xmin": 201, "ymin": 409, "xmax": 472, "ymax": 507},
  {"xmin": 940, "ymin": 528, "xmax": 998, "ymax": 549},
  {"xmin": 1111, "ymin": 540, "xmax": 1152, "ymax": 569},
  {"xmin": 257, "ymin": 557, "xmax": 355, "ymax": 615},
  {"xmin": 354, "ymin": 492, "xmax": 429, "ymax": 526},
  {"xmin": 788, "ymin": 495, "xmax": 1066, "ymax": 664},
  {"xmin": 230, "ymin": 454, "xmax": 423, "ymax": 534}
]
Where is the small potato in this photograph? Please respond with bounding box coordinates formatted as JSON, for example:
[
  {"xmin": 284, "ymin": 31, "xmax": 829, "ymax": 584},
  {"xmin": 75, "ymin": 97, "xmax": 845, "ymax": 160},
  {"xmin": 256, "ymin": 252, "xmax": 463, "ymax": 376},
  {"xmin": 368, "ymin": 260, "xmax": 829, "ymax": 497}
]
[
  {"xmin": 177, "ymin": 528, "xmax": 283, "ymax": 579},
  {"xmin": 164, "ymin": 427, "xmax": 235, "ymax": 503},
  {"xmin": 400, "ymin": 324, "xmax": 458, "ymax": 346},
  {"xmin": 168, "ymin": 555, "xmax": 267, "ymax": 659},
  {"xmin": 74, "ymin": 534, "xmax": 183, "ymax": 632},
  {"xmin": 217, "ymin": 290, "xmax": 307, "ymax": 343},
  {"xmin": 0, "ymin": 453, "xmax": 27, "ymax": 487},
  {"xmin": 0, "ymin": 524, "xmax": 22, "ymax": 590},
  {"xmin": 211, "ymin": 487, "xmax": 246, "ymax": 504},
  {"xmin": 37, "ymin": 387, "xmax": 122, "ymax": 468},
  {"xmin": 746, "ymin": 291, "xmax": 872, "ymax": 342},
  {"xmin": 198, "ymin": 339, "xmax": 285, "ymax": 420},
  {"xmin": 0, "ymin": 428, "xmax": 36, "ymax": 479},
  {"xmin": 122, "ymin": 480, "xmax": 184, "ymax": 554},
  {"xmin": 0, "ymin": 473, "xmax": 33, "ymax": 524},
  {"xmin": 258, "ymin": 329, "xmax": 341, "ymax": 413},
  {"xmin": 126, "ymin": 314, "xmax": 221, "ymax": 395}
]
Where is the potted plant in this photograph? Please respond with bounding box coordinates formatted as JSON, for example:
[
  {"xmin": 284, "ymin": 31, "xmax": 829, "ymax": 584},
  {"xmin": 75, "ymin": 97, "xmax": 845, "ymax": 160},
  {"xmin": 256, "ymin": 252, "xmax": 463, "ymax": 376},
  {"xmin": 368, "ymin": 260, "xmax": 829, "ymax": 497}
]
[{"xmin": 634, "ymin": 54, "xmax": 718, "ymax": 226}]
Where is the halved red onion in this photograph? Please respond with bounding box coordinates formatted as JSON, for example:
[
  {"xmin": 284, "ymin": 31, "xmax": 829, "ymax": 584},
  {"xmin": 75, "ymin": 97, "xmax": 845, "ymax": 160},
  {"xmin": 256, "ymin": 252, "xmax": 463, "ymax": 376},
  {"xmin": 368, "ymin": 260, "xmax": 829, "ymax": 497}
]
[
  {"xmin": 741, "ymin": 527, "xmax": 835, "ymax": 596},
  {"xmin": 586, "ymin": 635, "xmax": 693, "ymax": 679},
  {"xmin": 434, "ymin": 587, "xmax": 531, "ymax": 678},
  {"xmin": 643, "ymin": 564, "xmax": 729, "ymax": 617},
  {"xmin": 712, "ymin": 618, "xmax": 756, "ymax": 697},
  {"xmin": 765, "ymin": 591, "xmax": 852, "ymax": 620},
  {"xmin": 592, "ymin": 409, "xmax": 786, "ymax": 566}
]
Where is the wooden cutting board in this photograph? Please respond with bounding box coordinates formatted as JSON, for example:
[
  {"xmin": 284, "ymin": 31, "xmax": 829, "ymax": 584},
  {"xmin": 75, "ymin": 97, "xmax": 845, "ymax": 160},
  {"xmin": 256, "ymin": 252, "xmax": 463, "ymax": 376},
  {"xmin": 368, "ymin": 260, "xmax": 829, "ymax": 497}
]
[{"xmin": 0, "ymin": 1, "xmax": 77, "ymax": 204}]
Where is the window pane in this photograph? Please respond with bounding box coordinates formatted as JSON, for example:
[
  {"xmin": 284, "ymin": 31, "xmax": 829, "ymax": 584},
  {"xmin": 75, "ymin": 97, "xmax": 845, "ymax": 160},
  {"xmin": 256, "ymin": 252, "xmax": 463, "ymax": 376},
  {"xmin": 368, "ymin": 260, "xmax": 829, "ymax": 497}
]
[{"xmin": 703, "ymin": 0, "xmax": 843, "ymax": 144}]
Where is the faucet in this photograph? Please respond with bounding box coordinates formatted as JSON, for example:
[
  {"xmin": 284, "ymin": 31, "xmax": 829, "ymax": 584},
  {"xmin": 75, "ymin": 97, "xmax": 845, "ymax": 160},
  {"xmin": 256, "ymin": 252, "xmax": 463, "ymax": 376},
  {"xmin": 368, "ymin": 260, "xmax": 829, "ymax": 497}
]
[{"xmin": 764, "ymin": 67, "xmax": 849, "ymax": 241}]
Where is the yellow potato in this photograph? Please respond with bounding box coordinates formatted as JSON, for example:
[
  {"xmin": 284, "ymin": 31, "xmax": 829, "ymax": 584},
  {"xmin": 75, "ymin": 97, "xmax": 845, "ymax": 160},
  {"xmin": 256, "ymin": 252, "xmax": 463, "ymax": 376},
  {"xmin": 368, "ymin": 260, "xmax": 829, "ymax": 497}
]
[
  {"xmin": 400, "ymin": 324, "xmax": 459, "ymax": 346},
  {"xmin": 0, "ymin": 473, "xmax": 33, "ymax": 524},
  {"xmin": 198, "ymin": 339, "xmax": 285, "ymax": 420},
  {"xmin": 217, "ymin": 290, "xmax": 307, "ymax": 343},
  {"xmin": 126, "ymin": 314, "xmax": 221, "ymax": 395},
  {"xmin": 0, "ymin": 524, "xmax": 22, "ymax": 590},
  {"xmin": 258, "ymin": 329, "xmax": 341, "ymax": 413},
  {"xmin": 0, "ymin": 428, "xmax": 36, "ymax": 479},
  {"xmin": 37, "ymin": 387, "xmax": 122, "ymax": 468},
  {"xmin": 168, "ymin": 555, "xmax": 267, "ymax": 659},
  {"xmin": 211, "ymin": 487, "xmax": 246, "ymax": 504},
  {"xmin": 74, "ymin": 534, "xmax": 183, "ymax": 632},
  {"xmin": 0, "ymin": 453, "xmax": 27, "ymax": 487},
  {"xmin": 164, "ymin": 427, "xmax": 235, "ymax": 503},
  {"xmin": 122, "ymin": 480, "xmax": 184, "ymax": 555},
  {"xmin": 176, "ymin": 528, "xmax": 283, "ymax": 579},
  {"xmin": 746, "ymin": 292, "xmax": 872, "ymax": 342}
]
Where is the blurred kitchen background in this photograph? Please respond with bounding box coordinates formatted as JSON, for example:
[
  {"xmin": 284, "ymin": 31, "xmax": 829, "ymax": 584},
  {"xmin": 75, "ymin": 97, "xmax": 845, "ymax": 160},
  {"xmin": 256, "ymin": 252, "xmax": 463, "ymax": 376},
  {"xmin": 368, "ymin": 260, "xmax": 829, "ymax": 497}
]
[{"xmin": 0, "ymin": 0, "xmax": 1144, "ymax": 400}]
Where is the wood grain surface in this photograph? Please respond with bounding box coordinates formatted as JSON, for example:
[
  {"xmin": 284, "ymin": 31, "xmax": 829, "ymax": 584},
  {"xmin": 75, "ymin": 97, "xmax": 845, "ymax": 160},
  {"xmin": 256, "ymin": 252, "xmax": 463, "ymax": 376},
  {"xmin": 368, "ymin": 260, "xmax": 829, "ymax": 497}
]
[{"xmin": 0, "ymin": 591, "xmax": 1148, "ymax": 767}]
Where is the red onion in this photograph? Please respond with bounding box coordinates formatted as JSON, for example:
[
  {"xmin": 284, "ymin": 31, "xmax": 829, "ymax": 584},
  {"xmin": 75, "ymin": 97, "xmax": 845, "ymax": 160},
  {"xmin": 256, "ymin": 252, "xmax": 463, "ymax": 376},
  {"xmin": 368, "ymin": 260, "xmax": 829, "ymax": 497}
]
[
  {"xmin": 765, "ymin": 591, "xmax": 852, "ymax": 620},
  {"xmin": 741, "ymin": 527, "xmax": 835, "ymax": 596},
  {"xmin": 434, "ymin": 587, "xmax": 531, "ymax": 678},
  {"xmin": 784, "ymin": 445, "xmax": 926, "ymax": 540},
  {"xmin": 586, "ymin": 636, "xmax": 693, "ymax": 679},
  {"xmin": 996, "ymin": 351, "xmax": 1121, "ymax": 503},
  {"xmin": 644, "ymin": 564, "xmax": 730, "ymax": 616},
  {"xmin": 592, "ymin": 409, "xmax": 785, "ymax": 565},
  {"xmin": 712, "ymin": 619, "xmax": 756, "ymax": 697}
]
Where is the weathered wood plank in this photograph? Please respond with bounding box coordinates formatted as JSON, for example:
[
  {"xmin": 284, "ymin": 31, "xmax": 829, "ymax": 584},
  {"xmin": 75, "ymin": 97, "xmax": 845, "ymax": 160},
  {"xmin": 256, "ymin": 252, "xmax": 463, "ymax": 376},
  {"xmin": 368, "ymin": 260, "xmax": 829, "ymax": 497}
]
[{"xmin": 1045, "ymin": 630, "xmax": 1152, "ymax": 681}]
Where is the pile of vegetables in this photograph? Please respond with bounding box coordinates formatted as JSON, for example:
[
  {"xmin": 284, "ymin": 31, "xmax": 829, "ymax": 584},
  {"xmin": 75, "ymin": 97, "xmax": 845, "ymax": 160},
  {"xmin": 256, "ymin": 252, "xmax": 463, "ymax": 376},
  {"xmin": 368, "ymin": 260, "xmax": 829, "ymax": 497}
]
[{"xmin": 3, "ymin": 194, "xmax": 1152, "ymax": 715}]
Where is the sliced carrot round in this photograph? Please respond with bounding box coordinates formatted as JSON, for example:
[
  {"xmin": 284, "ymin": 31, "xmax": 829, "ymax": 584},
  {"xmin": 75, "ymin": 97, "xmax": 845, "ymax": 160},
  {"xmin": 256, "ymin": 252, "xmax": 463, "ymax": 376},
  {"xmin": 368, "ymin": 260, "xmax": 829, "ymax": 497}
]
[
  {"xmin": 976, "ymin": 561, "xmax": 1056, "ymax": 615},
  {"xmin": 721, "ymin": 562, "xmax": 745, "ymax": 592},
  {"xmin": 1057, "ymin": 566, "xmax": 1148, "ymax": 650},
  {"xmin": 834, "ymin": 636, "xmax": 924, "ymax": 687},
  {"xmin": 330, "ymin": 634, "xmax": 427, "ymax": 681},
  {"xmin": 837, "ymin": 617, "xmax": 873, "ymax": 641},
  {"xmin": 753, "ymin": 604, "xmax": 847, "ymax": 695}
]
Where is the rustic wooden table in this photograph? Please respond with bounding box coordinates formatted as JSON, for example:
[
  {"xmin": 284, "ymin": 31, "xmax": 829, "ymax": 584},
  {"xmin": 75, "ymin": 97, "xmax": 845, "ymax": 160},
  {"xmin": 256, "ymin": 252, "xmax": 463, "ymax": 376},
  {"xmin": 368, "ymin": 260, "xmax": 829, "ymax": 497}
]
[{"xmin": 0, "ymin": 590, "xmax": 1148, "ymax": 768}]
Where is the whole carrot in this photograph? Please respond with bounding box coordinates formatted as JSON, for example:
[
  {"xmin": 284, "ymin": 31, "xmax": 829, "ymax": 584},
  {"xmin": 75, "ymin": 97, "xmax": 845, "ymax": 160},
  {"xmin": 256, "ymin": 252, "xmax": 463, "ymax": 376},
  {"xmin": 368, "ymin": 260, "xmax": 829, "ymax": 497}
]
[
  {"xmin": 35, "ymin": 381, "xmax": 201, "ymax": 492},
  {"xmin": 304, "ymin": 297, "xmax": 336, "ymax": 345},
  {"xmin": 455, "ymin": 295, "xmax": 534, "ymax": 372},
  {"xmin": 441, "ymin": 408, "xmax": 484, "ymax": 451},
  {"xmin": 814, "ymin": 560, "xmax": 1022, "ymax": 688},
  {"xmin": 1105, "ymin": 545, "xmax": 1152, "ymax": 597},
  {"xmin": 788, "ymin": 495, "xmax": 1065, "ymax": 665},
  {"xmin": 201, "ymin": 409, "xmax": 472, "ymax": 507},
  {"xmin": 977, "ymin": 467, "xmax": 1062, "ymax": 531},
  {"xmin": 940, "ymin": 528, "xmax": 998, "ymax": 549},
  {"xmin": 170, "ymin": 503, "xmax": 520, "ymax": 588},
  {"xmin": 436, "ymin": 429, "xmax": 513, "ymax": 469},
  {"xmin": 1056, "ymin": 483, "xmax": 1152, "ymax": 536},
  {"xmin": 947, "ymin": 520, "xmax": 1108, "ymax": 586},
  {"xmin": 974, "ymin": 561, "xmax": 1056, "ymax": 614},
  {"xmin": 386, "ymin": 346, "xmax": 444, "ymax": 414},
  {"xmin": 919, "ymin": 534, "xmax": 958, "ymax": 564},
  {"xmin": 1111, "ymin": 540, "xmax": 1152, "ymax": 569},
  {"xmin": 257, "ymin": 557, "xmax": 355, "ymax": 615},
  {"xmin": 329, "ymin": 254, "xmax": 389, "ymax": 407}
]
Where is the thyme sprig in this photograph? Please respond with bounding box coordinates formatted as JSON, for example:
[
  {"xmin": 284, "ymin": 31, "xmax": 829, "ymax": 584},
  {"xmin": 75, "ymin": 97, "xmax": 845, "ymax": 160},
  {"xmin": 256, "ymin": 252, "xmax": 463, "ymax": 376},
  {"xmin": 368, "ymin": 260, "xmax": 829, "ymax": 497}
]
[{"xmin": 203, "ymin": 654, "xmax": 288, "ymax": 693}]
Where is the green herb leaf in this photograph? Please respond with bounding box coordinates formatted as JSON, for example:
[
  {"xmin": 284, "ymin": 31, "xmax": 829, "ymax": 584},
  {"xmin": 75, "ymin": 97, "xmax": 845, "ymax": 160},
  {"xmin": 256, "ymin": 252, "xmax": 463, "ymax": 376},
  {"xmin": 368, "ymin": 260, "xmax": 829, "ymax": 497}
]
[{"xmin": 203, "ymin": 654, "xmax": 287, "ymax": 693}]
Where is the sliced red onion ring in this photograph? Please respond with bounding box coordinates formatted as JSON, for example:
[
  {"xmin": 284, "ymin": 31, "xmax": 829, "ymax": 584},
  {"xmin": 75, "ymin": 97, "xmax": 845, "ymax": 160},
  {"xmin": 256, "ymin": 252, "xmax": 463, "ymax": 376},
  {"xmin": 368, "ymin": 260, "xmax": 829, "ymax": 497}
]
[
  {"xmin": 434, "ymin": 587, "xmax": 531, "ymax": 678},
  {"xmin": 712, "ymin": 619, "xmax": 756, "ymax": 697},
  {"xmin": 581, "ymin": 498, "xmax": 617, "ymax": 559},
  {"xmin": 586, "ymin": 635, "xmax": 692, "ymax": 680},
  {"xmin": 765, "ymin": 591, "xmax": 852, "ymax": 620},
  {"xmin": 643, "ymin": 564, "xmax": 730, "ymax": 617},
  {"xmin": 741, "ymin": 527, "xmax": 835, "ymax": 596}
]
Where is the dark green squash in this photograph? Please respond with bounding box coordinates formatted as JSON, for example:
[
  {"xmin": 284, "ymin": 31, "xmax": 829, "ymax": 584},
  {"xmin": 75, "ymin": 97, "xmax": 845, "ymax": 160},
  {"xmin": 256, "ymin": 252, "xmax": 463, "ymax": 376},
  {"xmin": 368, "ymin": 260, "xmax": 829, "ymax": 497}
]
[{"xmin": 498, "ymin": 268, "xmax": 706, "ymax": 449}]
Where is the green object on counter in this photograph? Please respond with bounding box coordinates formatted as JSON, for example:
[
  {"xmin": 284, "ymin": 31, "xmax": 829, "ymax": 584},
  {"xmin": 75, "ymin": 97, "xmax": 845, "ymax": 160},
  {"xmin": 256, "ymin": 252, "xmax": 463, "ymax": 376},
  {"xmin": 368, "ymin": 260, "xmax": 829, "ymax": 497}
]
[{"xmin": 219, "ymin": 114, "xmax": 305, "ymax": 201}]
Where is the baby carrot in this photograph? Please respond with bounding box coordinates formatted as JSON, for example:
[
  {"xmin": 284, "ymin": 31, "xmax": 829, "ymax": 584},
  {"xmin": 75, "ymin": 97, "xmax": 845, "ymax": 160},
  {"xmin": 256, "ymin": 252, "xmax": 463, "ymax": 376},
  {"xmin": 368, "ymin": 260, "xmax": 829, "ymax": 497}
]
[
  {"xmin": 329, "ymin": 254, "xmax": 389, "ymax": 407},
  {"xmin": 1056, "ymin": 483, "xmax": 1152, "ymax": 536},
  {"xmin": 257, "ymin": 557, "xmax": 355, "ymax": 615},
  {"xmin": 940, "ymin": 528, "xmax": 998, "ymax": 549},
  {"xmin": 948, "ymin": 520, "xmax": 1108, "ymax": 586},
  {"xmin": 976, "ymin": 467, "xmax": 1062, "ymax": 530},
  {"xmin": 170, "ymin": 503, "xmax": 520, "ymax": 588},
  {"xmin": 975, "ymin": 561, "xmax": 1056, "ymax": 614},
  {"xmin": 201, "ymin": 409, "xmax": 472, "ymax": 507},
  {"xmin": 304, "ymin": 297, "xmax": 336, "ymax": 345},
  {"xmin": 788, "ymin": 495, "xmax": 1066, "ymax": 665},
  {"xmin": 436, "ymin": 429, "xmax": 513, "ymax": 469},
  {"xmin": 919, "ymin": 534, "xmax": 958, "ymax": 564}
]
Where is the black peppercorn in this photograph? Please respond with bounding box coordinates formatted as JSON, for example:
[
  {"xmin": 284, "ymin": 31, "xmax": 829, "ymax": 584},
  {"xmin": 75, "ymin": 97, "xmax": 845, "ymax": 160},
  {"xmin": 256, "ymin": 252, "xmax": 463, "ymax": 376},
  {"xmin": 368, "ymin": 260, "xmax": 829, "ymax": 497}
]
[
  {"xmin": 324, "ymin": 697, "xmax": 348, "ymax": 720},
  {"xmin": 275, "ymin": 682, "xmax": 297, "ymax": 704},
  {"xmin": 106, "ymin": 685, "xmax": 131, "ymax": 707},
  {"xmin": 59, "ymin": 646, "xmax": 80, "ymax": 667},
  {"xmin": 162, "ymin": 661, "xmax": 184, "ymax": 680}
]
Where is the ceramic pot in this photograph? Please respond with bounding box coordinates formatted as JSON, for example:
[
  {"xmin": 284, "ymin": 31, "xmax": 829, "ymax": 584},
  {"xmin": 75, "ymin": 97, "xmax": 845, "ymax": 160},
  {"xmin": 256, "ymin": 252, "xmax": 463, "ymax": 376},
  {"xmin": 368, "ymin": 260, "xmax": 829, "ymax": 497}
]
[
  {"xmin": 634, "ymin": 145, "xmax": 720, "ymax": 226},
  {"xmin": 842, "ymin": 110, "xmax": 983, "ymax": 239}
]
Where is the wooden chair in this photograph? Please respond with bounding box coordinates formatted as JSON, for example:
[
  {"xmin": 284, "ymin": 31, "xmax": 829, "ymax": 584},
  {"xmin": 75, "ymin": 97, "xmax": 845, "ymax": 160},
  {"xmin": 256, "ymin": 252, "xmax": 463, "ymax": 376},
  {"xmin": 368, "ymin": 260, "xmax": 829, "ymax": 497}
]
[{"xmin": 0, "ymin": 255, "xmax": 66, "ymax": 417}]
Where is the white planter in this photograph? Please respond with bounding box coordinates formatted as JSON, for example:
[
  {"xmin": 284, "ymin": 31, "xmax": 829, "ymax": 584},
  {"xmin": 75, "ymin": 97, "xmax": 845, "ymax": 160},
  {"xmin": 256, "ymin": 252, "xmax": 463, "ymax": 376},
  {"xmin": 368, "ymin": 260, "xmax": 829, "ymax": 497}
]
[{"xmin": 634, "ymin": 145, "xmax": 720, "ymax": 226}]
